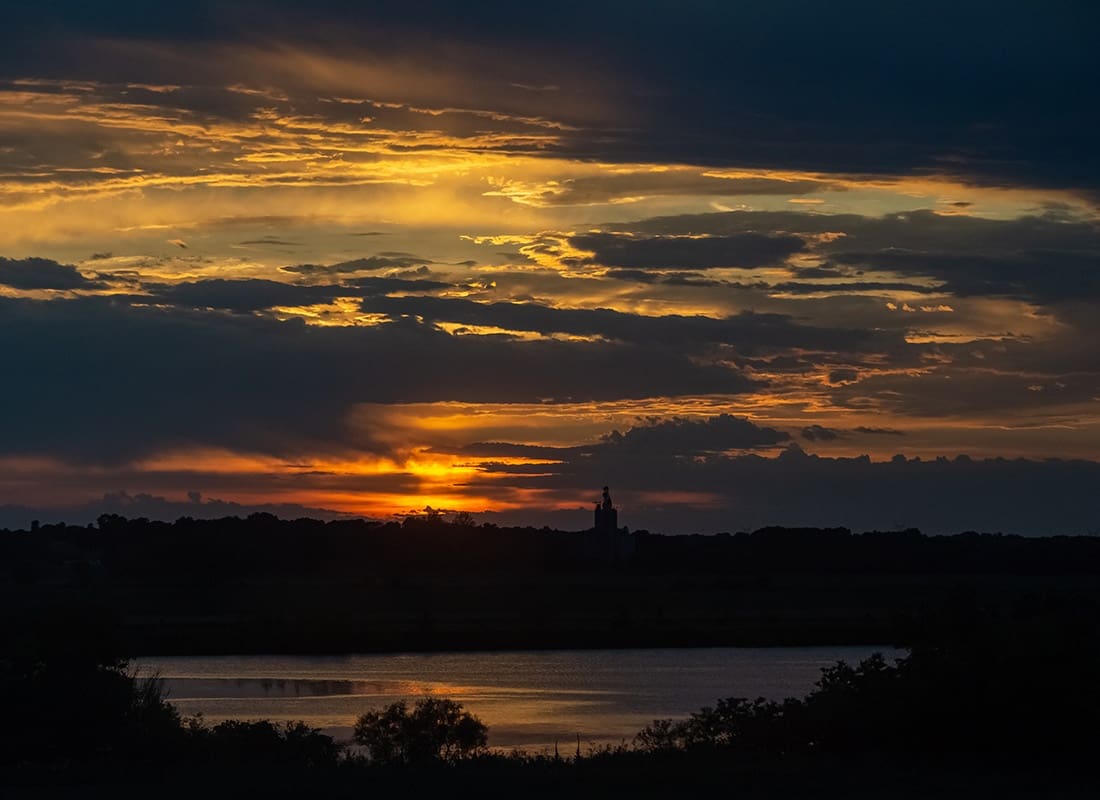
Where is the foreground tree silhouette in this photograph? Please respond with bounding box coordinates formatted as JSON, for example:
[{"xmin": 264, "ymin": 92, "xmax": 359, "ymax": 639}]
[{"xmin": 353, "ymin": 698, "xmax": 488, "ymax": 765}]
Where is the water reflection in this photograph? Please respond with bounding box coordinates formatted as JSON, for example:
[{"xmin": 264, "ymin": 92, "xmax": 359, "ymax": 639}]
[{"xmin": 137, "ymin": 646, "xmax": 893, "ymax": 751}]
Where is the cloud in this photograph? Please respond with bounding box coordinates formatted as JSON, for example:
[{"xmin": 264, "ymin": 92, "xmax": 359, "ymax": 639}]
[
  {"xmin": 799, "ymin": 424, "xmax": 905, "ymax": 441},
  {"xmin": 830, "ymin": 248, "xmax": 1100, "ymax": 304},
  {"xmin": 603, "ymin": 269, "xmax": 724, "ymax": 286},
  {"xmin": 570, "ymin": 232, "xmax": 806, "ymax": 270},
  {"xmin": 357, "ymin": 294, "xmax": 908, "ymax": 356},
  {"xmin": 801, "ymin": 424, "xmax": 843, "ymax": 442},
  {"xmin": 828, "ymin": 369, "xmax": 859, "ymax": 384},
  {"xmin": 452, "ymin": 413, "xmax": 790, "ymax": 460},
  {"xmin": 600, "ymin": 208, "xmax": 1100, "ymax": 311},
  {"xmin": 452, "ymin": 441, "xmax": 569, "ymax": 460},
  {"xmin": 282, "ymin": 254, "xmax": 435, "ymax": 276},
  {"xmin": 4, "ymin": 4, "xmax": 1098, "ymax": 194},
  {"xmin": 148, "ymin": 279, "xmax": 347, "ymax": 312},
  {"xmin": 237, "ymin": 236, "xmax": 303, "ymax": 246},
  {"xmin": 854, "ymin": 426, "xmax": 905, "ymax": 436},
  {"xmin": 346, "ymin": 276, "xmax": 451, "ymax": 293},
  {"xmin": 0, "ymin": 295, "xmax": 756, "ymax": 462},
  {"xmin": 597, "ymin": 414, "xmax": 790, "ymax": 453},
  {"xmin": 0, "ymin": 257, "xmax": 99, "ymax": 290},
  {"xmin": 617, "ymin": 209, "xmax": 1100, "ymax": 254},
  {"xmin": 486, "ymin": 170, "xmax": 828, "ymax": 207},
  {"xmin": 141, "ymin": 276, "xmax": 490, "ymax": 313}
]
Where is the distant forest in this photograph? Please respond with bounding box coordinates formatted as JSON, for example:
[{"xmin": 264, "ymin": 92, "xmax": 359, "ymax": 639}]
[
  {"xmin": 5, "ymin": 514, "xmax": 1100, "ymax": 654},
  {"xmin": 7, "ymin": 512, "xmax": 1100, "ymax": 576}
]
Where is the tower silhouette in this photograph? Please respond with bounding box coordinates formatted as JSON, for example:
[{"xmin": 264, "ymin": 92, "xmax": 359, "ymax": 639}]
[{"xmin": 594, "ymin": 485, "xmax": 618, "ymax": 532}]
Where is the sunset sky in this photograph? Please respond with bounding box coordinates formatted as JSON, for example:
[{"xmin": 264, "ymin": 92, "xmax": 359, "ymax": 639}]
[{"xmin": 2, "ymin": 1, "xmax": 1099, "ymax": 533}]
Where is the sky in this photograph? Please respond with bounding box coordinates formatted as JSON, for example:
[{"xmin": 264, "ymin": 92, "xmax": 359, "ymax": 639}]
[{"xmin": 2, "ymin": 1, "xmax": 1099, "ymax": 534}]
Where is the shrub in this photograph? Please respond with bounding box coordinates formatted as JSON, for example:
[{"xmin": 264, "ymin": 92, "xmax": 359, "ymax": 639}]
[
  {"xmin": 192, "ymin": 719, "xmax": 342, "ymax": 769},
  {"xmin": 353, "ymin": 698, "xmax": 488, "ymax": 765}
]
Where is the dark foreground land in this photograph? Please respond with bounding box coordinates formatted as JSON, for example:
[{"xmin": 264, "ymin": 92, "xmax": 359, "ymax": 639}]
[
  {"xmin": 4, "ymin": 515, "xmax": 1100, "ymax": 796},
  {"xmin": 4, "ymin": 514, "xmax": 1100, "ymax": 654},
  {"xmin": 6, "ymin": 756, "xmax": 1098, "ymax": 800},
  {"xmin": 4, "ymin": 597, "xmax": 1100, "ymax": 798}
]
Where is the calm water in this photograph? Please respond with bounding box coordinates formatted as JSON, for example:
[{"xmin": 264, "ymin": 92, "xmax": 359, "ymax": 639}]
[{"xmin": 137, "ymin": 646, "xmax": 895, "ymax": 751}]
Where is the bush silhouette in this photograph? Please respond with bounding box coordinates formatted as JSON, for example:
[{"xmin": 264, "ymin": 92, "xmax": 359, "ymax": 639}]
[
  {"xmin": 190, "ymin": 719, "xmax": 342, "ymax": 768},
  {"xmin": 353, "ymin": 698, "xmax": 488, "ymax": 764},
  {"xmin": 635, "ymin": 601, "xmax": 1100, "ymax": 757}
]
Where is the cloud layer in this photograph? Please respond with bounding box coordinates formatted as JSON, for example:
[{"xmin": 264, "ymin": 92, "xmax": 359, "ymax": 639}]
[{"xmin": 2, "ymin": 2, "xmax": 1099, "ymax": 533}]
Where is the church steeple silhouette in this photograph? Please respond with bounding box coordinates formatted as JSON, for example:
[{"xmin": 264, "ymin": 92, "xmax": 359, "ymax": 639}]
[{"xmin": 594, "ymin": 485, "xmax": 618, "ymax": 532}]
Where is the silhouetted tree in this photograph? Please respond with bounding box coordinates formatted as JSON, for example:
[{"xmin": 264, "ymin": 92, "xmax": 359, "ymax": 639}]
[
  {"xmin": 353, "ymin": 698, "xmax": 488, "ymax": 764},
  {"xmin": 0, "ymin": 607, "xmax": 184, "ymax": 766},
  {"xmin": 451, "ymin": 511, "xmax": 476, "ymax": 527}
]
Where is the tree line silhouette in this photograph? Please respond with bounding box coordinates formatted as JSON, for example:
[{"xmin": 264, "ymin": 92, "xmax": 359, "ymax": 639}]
[
  {"xmin": 5, "ymin": 513, "xmax": 1100, "ymax": 655},
  {"xmin": 6, "ymin": 513, "xmax": 1100, "ymax": 581}
]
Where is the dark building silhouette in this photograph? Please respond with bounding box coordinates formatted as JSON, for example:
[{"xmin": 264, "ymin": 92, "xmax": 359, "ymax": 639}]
[
  {"xmin": 588, "ymin": 486, "xmax": 635, "ymax": 561},
  {"xmin": 594, "ymin": 486, "xmax": 617, "ymax": 532}
]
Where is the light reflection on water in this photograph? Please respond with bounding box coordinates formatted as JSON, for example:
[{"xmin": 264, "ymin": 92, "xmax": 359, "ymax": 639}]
[{"xmin": 136, "ymin": 646, "xmax": 895, "ymax": 751}]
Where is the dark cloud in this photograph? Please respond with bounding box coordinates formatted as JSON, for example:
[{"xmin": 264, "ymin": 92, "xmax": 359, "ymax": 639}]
[
  {"xmin": 800, "ymin": 424, "xmax": 906, "ymax": 441},
  {"xmin": 358, "ymin": 294, "xmax": 909, "ymax": 356},
  {"xmin": 603, "ymin": 269, "xmax": 724, "ymax": 286},
  {"xmin": 828, "ymin": 369, "xmax": 859, "ymax": 384},
  {"xmin": 598, "ymin": 414, "xmax": 790, "ymax": 453},
  {"xmin": 238, "ymin": 236, "xmax": 303, "ymax": 246},
  {"xmin": 0, "ymin": 295, "xmax": 755, "ymax": 462},
  {"xmin": 829, "ymin": 248, "xmax": 1100, "ymax": 303},
  {"xmin": 828, "ymin": 368, "xmax": 1100, "ymax": 418},
  {"xmin": 571, "ymin": 232, "xmax": 806, "ymax": 270},
  {"xmin": 749, "ymin": 280, "xmax": 941, "ymax": 295},
  {"xmin": 617, "ymin": 209, "xmax": 1100, "ymax": 254},
  {"xmin": 281, "ymin": 254, "xmax": 434, "ymax": 276},
  {"xmin": 450, "ymin": 414, "xmax": 789, "ymax": 460},
  {"xmin": 346, "ymin": 276, "xmax": 451, "ymax": 293},
  {"xmin": 605, "ymin": 208, "xmax": 1100, "ymax": 309},
  {"xmin": 145, "ymin": 276, "xmax": 452, "ymax": 312},
  {"xmin": 148, "ymin": 279, "xmax": 346, "ymax": 312},
  {"xmin": 801, "ymin": 425, "xmax": 843, "ymax": 442},
  {"xmin": 792, "ymin": 266, "xmax": 850, "ymax": 280},
  {"xmin": 0, "ymin": 257, "xmax": 99, "ymax": 290},
  {"xmin": 5, "ymin": 3, "xmax": 1098, "ymax": 192}
]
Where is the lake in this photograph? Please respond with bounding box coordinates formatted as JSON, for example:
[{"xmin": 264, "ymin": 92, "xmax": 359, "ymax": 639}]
[{"xmin": 137, "ymin": 646, "xmax": 895, "ymax": 751}]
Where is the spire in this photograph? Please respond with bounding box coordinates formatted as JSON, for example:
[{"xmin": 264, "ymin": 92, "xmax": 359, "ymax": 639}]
[{"xmin": 594, "ymin": 486, "xmax": 617, "ymax": 532}]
